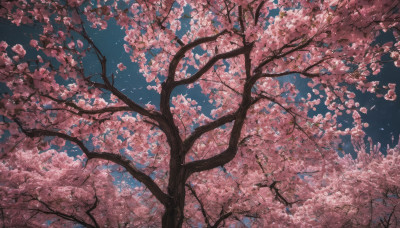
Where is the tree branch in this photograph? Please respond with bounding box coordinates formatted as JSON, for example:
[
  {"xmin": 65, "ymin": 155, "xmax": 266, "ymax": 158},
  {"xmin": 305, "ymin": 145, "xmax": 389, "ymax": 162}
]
[
  {"xmin": 253, "ymin": 36, "xmax": 313, "ymax": 74},
  {"xmin": 238, "ymin": 6, "xmax": 246, "ymax": 40},
  {"xmin": 183, "ymin": 113, "xmax": 236, "ymax": 154},
  {"xmin": 254, "ymin": 55, "xmax": 332, "ymax": 80},
  {"xmin": 27, "ymin": 195, "xmax": 96, "ymax": 228},
  {"xmin": 185, "ymin": 77, "xmax": 255, "ymax": 175},
  {"xmin": 186, "ymin": 183, "xmax": 233, "ymax": 228},
  {"xmin": 254, "ymin": 1, "xmax": 265, "ymax": 26},
  {"xmin": 15, "ymin": 121, "xmax": 170, "ymax": 206},
  {"xmin": 211, "ymin": 211, "xmax": 232, "ymax": 228},
  {"xmin": 160, "ymin": 30, "xmax": 230, "ymax": 123},
  {"xmin": 256, "ymin": 181, "xmax": 296, "ymax": 207},
  {"xmin": 156, "ymin": 20, "xmax": 185, "ymax": 47},
  {"xmin": 159, "ymin": 33, "xmax": 246, "ymax": 156},
  {"xmin": 78, "ymin": 20, "xmax": 162, "ymax": 123},
  {"xmin": 166, "ymin": 30, "xmax": 229, "ymax": 83},
  {"xmin": 86, "ymin": 194, "xmax": 100, "ymax": 228},
  {"xmin": 175, "ymin": 44, "xmax": 253, "ymax": 86},
  {"xmin": 186, "ymin": 184, "xmax": 211, "ymax": 227},
  {"xmin": 42, "ymin": 94, "xmax": 132, "ymax": 115}
]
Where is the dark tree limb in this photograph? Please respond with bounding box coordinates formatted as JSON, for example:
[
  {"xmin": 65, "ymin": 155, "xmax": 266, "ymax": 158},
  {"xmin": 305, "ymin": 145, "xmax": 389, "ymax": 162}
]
[
  {"xmin": 254, "ymin": 1, "xmax": 265, "ymax": 26},
  {"xmin": 161, "ymin": 29, "xmax": 230, "ymax": 124},
  {"xmin": 184, "ymin": 72, "xmax": 255, "ymax": 175},
  {"xmin": 185, "ymin": 184, "xmax": 211, "ymax": 227},
  {"xmin": 237, "ymin": 5, "xmax": 252, "ymax": 79},
  {"xmin": 26, "ymin": 195, "xmax": 97, "ymax": 228},
  {"xmin": 161, "ymin": 38, "xmax": 251, "ymax": 160},
  {"xmin": 183, "ymin": 113, "xmax": 236, "ymax": 154},
  {"xmin": 175, "ymin": 44, "xmax": 253, "ymax": 86},
  {"xmin": 238, "ymin": 6, "xmax": 246, "ymax": 39},
  {"xmin": 256, "ymin": 181, "xmax": 296, "ymax": 207},
  {"xmin": 42, "ymin": 94, "xmax": 132, "ymax": 115},
  {"xmin": 211, "ymin": 211, "xmax": 232, "ymax": 228},
  {"xmin": 0, "ymin": 207, "xmax": 5, "ymax": 228},
  {"xmin": 85, "ymin": 194, "xmax": 100, "ymax": 228},
  {"xmin": 253, "ymin": 36, "xmax": 314, "ymax": 74},
  {"xmin": 257, "ymin": 70, "xmax": 320, "ymax": 79},
  {"xmin": 186, "ymin": 183, "xmax": 233, "ymax": 228},
  {"xmin": 166, "ymin": 30, "xmax": 229, "ymax": 83},
  {"xmin": 77, "ymin": 19, "xmax": 162, "ymax": 123},
  {"xmin": 158, "ymin": 31, "xmax": 231, "ymax": 158},
  {"xmin": 14, "ymin": 121, "xmax": 170, "ymax": 206}
]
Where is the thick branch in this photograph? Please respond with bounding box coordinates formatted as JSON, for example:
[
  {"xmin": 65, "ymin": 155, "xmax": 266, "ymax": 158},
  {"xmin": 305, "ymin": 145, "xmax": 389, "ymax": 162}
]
[
  {"xmin": 256, "ymin": 181, "xmax": 294, "ymax": 207},
  {"xmin": 15, "ymin": 122, "xmax": 170, "ymax": 206},
  {"xmin": 161, "ymin": 30, "xmax": 230, "ymax": 119},
  {"xmin": 184, "ymin": 146, "xmax": 237, "ymax": 174},
  {"xmin": 256, "ymin": 71, "xmax": 319, "ymax": 79},
  {"xmin": 160, "ymin": 37, "xmax": 249, "ymax": 155},
  {"xmin": 211, "ymin": 212, "xmax": 233, "ymax": 228},
  {"xmin": 157, "ymin": 21, "xmax": 185, "ymax": 47},
  {"xmin": 28, "ymin": 196, "xmax": 96, "ymax": 228},
  {"xmin": 42, "ymin": 94, "xmax": 132, "ymax": 115},
  {"xmin": 237, "ymin": 5, "xmax": 252, "ymax": 79},
  {"xmin": 175, "ymin": 44, "xmax": 253, "ymax": 86},
  {"xmin": 184, "ymin": 78, "xmax": 254, "ymax": 175},
  {"xmin": 253, "ymin": 37, "xmax": 313, "ymax": 74},
  {"xmin": 158, "ymin": 31, "xmax": 230, "ymax": 154},
  {"xmin": 244, "ymin": 51, "xmax": 252, "ymax": 79},
  {"xmin": 254, "ymin": 1, "xmax": 265, "ymax": 26},
  {"xmin": 183, "ymin": 113, "xmax": 236, "ymax": 154},
  {"xmin": 238, "ymin": 6, "xmax": 245, "ymax": 39},
  {"xmin": 166, "ymin": 30, "xmax": 229, "ymax": 83},
  {"xmin": 254, "ymin": 56, "xmax": 331, "ymax": 80},
  {"xmin": 86, "ymin": 152, "xmax": 170, "ymax": 205},
  {"xmin": 78, "ymin": 21, "xmax": 161, "ymax": 123},
  {"xmin": 183, "ymin": 55, "xmax": 316, "ymax": 174}
]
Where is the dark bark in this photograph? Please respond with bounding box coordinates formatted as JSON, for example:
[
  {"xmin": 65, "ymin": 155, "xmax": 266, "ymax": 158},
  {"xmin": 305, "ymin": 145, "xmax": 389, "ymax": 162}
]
[{"xmin": 162, "ymin": 160, "xmax": 187, "ymax": 228}]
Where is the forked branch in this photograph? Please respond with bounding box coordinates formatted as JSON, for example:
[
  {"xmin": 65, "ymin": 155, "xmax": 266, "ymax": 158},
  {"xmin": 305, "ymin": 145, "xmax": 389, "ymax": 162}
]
[{"xmin": 14, "ymin": 120, "xmax": 170, "ymax": 206}]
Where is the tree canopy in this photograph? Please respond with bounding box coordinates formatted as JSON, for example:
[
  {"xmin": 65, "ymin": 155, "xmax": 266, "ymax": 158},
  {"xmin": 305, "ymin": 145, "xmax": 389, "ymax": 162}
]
[{"xmin": 1, "ymin": 0, "xmax": 400, "ymax": 227}]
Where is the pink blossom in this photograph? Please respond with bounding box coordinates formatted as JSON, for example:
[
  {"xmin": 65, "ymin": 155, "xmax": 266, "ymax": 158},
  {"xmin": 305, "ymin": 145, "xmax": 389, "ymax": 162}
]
[
  {"xmin": 0, "ymin": 41, "xmax": 8, "ymax": 51},
  {"xmin": 117, "ymin": 63, "xmax": 126, "ymax": 71},
  {"xmin": 11, "ymin": 44, "xmax": 26, "ymax": 57},
  {"xmin": 390, "ymin": 51, "xmax": 399, "ymax": 60},
  {"xmin": 77, "ymin": 40, "xmax": 83, "ymax": 48},
  {"xmin": 347, "ymin": 92, "xmax": 355, "ymax": 99},
  {"xmin": 67, "ymin": 41, "xmax": 75, "ymax": 49},
  {"xmin": 29, "ymin": 39, "xmax": 39, "ymax": 49},
  {"xmin": 123, "ymin": 44, "xmax": 131, "ymax": 53},
  {"xmin": 384, "ymin": 89, "xmax": 397, "ymax": 101},
  {"xmin": 0, "ymin": 53, "xmax": 12, "ymax": 66}
]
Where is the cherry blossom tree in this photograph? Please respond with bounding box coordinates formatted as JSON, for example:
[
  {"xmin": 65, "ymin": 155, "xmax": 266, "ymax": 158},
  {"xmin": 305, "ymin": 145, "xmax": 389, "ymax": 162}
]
[{"xmin": 0, "ymin": 0, "xmax": 399, "ymax": 227}]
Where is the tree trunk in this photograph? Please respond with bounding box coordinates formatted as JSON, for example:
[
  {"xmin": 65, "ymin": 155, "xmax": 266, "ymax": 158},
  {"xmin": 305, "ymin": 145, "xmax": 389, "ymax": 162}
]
[
  {"xmin": 162, "ymin": 204, "xmax": 184, "ymax": 228},
  {"xmin": 162, "ymin": 159, "xmax": 186, "ymax": 228}
]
